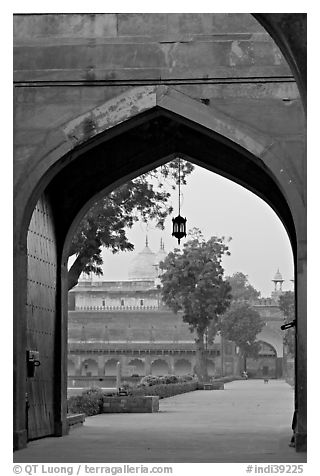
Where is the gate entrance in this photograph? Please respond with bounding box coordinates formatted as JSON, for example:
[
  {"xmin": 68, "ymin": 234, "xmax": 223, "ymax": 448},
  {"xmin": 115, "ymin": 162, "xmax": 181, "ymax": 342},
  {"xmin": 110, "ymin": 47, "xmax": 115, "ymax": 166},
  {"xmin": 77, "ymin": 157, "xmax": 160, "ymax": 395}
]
[{"xmin": 13, "ymin": 13, "xmax": 306, "ymax": 452}]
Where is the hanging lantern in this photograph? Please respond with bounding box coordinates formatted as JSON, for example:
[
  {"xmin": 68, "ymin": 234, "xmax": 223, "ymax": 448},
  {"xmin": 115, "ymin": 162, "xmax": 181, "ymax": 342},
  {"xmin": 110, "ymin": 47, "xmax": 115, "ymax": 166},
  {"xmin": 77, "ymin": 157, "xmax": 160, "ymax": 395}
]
[
  {"xmin": 172, "ymin": 214, "xmax": 187, "ymax": 244},
  {"xmin": 172, "ymin": 157, "xmax": 187, "ymax": 244}
]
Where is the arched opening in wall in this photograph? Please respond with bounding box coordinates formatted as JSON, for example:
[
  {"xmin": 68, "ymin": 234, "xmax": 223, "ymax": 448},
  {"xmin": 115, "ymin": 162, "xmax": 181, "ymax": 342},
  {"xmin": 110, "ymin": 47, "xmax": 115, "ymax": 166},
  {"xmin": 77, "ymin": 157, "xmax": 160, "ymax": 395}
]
[
  {"xmin": 175, "ymin": 359, "xmax": 192, "ymax": 376},
  {"xmin": 206, "ymin": 359, "xmax": 216, "ymax": 377},
  {"xmin": 151, "ymin": 359, "xmax": 169, "ymax": 376},
  {"xmin": 16, "ymin": 82, "xmax": 302, "ymax": 455},
  {"xmin": 67, "ymin": 360, "xmax": 76, "ymax": 376},
  {"xmin": 65, "ymin": 155, "xmax": 294, "ymax": 395},
  {"xmin": 104, "ymin": 359, "xmax": 119, "ymax": 377},
  {"xmin": 61, "ymin": 138, "xmax": 294, "ymax": 458},
  {"xmin": 128, "ymin": 359, "xmax": 145, "ymax": 376},
  {"xmin": 81, "ymin": 359, "xmax": 98, "ymax": 377},
  {"xmin": 247, "ymin": 342, "xmax": 278, "ymax": 379}
]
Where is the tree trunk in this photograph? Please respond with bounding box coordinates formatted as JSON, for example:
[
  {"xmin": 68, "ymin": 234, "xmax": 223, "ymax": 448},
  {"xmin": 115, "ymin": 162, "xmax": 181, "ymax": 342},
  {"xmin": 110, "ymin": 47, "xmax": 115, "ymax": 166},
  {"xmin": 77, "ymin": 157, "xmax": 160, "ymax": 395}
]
[
  {"xmin": 243, "ymin": 350, "xmax": 247, "ymax": 372},
  {"xmin": 68, "ymin": 253, "xmax": 91, "ymax": 290},
  {"xmin": 195, "ymin": 331, "xmax": 209, "ymax": 383},
  {"xmin": 238, "ymin": 348, "xmax": 246, "ymax": 374},
  {"xmin": 220, "ymin": 333, "xmax": 224, "ymax": 377}
]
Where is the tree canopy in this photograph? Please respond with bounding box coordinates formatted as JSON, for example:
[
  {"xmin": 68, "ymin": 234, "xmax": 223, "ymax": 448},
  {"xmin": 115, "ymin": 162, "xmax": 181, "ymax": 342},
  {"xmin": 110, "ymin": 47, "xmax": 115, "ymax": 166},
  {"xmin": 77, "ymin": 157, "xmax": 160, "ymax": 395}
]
[
  {"xmin": 160, "ymin": 229, "xmax": 232, "ymax": 381},
  {"xmin": 220, "ymin": 273, "xmax": 263, "ymax": 372},
  {"xmin": 226, "ymin": 271, "xmax": 260, "ymax": 303},
  {"xmin": 219, "ymin": 302, "xmax": 265, "ymax": 371},
  {"xmin": 68, "ymin": 158, "xmax": 194, "ymax": 290},
  {"xmin": 278, "ymin": 290, "xmax": 295, "ymax": 321}
]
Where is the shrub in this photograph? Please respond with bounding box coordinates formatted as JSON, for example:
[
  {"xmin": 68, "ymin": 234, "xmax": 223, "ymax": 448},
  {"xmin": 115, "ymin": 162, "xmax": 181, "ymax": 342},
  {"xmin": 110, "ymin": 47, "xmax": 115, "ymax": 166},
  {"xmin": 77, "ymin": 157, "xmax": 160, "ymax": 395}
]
[
  {"xmin": 139, "ymin": 375, "xmax": 160, "ymax": 387},
  {"xmin": 67, "ymin": 379, "xmax": 200, "ymax": 416},
  {"xmin": 138, "ymin": 374, "xmax": 194, "ymax": 387},
  {"xmin": 67, "ymin": 386, "xmax": 104, "ymax": 416},
  {"xmin": 120, "ymin": 381, "xmax": 135, "ymax": 395}
]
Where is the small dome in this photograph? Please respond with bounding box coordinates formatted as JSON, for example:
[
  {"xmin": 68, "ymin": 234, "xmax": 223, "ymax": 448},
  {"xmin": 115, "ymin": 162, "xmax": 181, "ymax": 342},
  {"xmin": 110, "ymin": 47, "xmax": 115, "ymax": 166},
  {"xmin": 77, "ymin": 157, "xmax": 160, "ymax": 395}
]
[
  {"xmin": 128, "ymin": 238, "xmax": 157, "ymax": 281},
  {"xmin": 272, "ymin": 269, "xmax": 284, "ymax": 282}
]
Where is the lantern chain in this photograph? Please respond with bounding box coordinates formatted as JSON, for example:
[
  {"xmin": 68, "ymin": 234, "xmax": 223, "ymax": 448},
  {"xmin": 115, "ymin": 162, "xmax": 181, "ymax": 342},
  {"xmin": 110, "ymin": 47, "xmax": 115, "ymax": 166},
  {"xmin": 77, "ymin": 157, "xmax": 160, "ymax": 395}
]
[{"xmin": 178, "ymin": 157, "xmax": 181, "ymax": 216}]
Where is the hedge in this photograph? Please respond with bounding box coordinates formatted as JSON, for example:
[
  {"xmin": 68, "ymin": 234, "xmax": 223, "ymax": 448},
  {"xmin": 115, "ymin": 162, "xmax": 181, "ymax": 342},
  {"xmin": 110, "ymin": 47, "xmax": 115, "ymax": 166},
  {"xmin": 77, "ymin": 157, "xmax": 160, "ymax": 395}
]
[
  {"xmin": 67, "ymin": 377, "xmax": 243, "ymax": 416},
  {"xmin": 67, "ymin": 381, "xmax": 199, "ymax": 415},
  {"xmin": 67, "ymin": 387, "xmax": 104, "ymax": 416},
  {"xmin": 131, "ymin": 381, "xmax": 199, "ymax": 399}
]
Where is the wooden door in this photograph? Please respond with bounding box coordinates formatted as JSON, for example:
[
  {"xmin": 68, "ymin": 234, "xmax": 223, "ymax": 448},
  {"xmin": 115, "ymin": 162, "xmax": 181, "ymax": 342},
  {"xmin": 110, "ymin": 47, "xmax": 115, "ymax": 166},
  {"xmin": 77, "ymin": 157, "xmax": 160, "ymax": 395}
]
[{"xmin": 26, "ymin": 193, "xmax": 57, "ymax": 439}]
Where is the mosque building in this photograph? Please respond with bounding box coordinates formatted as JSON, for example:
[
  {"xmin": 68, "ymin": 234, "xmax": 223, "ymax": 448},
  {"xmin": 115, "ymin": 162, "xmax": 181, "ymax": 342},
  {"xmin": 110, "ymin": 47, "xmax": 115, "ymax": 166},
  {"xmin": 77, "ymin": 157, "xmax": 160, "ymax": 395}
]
[{"xmin": 68, "ymin": 240, "xmax": 293, "ymax": 391}]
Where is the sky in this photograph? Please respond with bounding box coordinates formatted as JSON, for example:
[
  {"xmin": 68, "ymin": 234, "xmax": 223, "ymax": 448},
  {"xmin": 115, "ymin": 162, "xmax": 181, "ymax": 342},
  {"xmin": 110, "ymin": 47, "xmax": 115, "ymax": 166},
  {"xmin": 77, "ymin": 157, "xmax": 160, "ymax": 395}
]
[{"xmin": 93, "ymin": 162, "xmax": 294, "ymax": 298}]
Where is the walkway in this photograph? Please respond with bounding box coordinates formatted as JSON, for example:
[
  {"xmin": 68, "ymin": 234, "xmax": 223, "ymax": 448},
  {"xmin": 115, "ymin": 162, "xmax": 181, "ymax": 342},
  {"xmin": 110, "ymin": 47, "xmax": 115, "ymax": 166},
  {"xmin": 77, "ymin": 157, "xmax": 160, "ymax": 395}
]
[{"xmin": 14, "ymin": 380, "xmax": 307, "ymax": 463}]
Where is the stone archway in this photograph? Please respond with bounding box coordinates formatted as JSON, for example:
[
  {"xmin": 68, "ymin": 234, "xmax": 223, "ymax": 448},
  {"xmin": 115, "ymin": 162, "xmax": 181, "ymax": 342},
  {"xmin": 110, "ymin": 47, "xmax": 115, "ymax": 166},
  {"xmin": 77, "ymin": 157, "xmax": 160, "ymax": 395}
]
[
  {"xmin": 67, "ymin": 359, "xmax": 76, "ymax": 376},
  {"xmin": 247, "ymin": 342, "xmax": 278, "ymax": 379},
  {"xmin": 207, "ymin": 359, "xmax": 216, "ymax": 377},
  {"xmin": 81, "ymin": 359, "xmax": 98, "ymax": 377},
  {"xmin": 175, "ymin": 359, "xmax": 192, "ymax": 376},
  {"xmin": 14, "ymin": 77, "xmax": 305, "ymax": 451},
  {"xmin": 104, "ymin": 359, "xmax": 120, "ymax": 377},
  {"xmin": 128, "ymin": 359, "xmax": 145, "ymax": 376},
  {"xmin": 151, "ymin": 359, "xmax": 170, "ymax": 376}
]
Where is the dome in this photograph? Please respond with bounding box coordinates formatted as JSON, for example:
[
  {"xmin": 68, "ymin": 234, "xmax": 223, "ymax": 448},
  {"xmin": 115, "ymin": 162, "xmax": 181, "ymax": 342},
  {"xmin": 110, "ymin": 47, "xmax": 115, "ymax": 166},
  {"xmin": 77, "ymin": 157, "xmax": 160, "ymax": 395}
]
[
  {"xmin": 127, "ymin": 238, "xmax": 157, "ymax": 281},
  {"xmin": 272, "ymin": 269, "xmax": 284, "ymax": 282}
]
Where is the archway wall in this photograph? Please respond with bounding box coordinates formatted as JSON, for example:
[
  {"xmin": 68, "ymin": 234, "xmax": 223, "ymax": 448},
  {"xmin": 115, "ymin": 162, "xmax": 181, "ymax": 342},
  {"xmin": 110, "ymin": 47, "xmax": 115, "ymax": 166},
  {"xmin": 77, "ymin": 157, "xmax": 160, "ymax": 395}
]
[
  {"xmin": 13, "ymin": 15, "xmax": 306, "ymax": 283},
  {"xmin": 14, "ymin": 13, "xmax": 305, "ymax": 233},
  {"xmin": 13, "ymin": 14, "xmax": 307, "ymax": 451}
]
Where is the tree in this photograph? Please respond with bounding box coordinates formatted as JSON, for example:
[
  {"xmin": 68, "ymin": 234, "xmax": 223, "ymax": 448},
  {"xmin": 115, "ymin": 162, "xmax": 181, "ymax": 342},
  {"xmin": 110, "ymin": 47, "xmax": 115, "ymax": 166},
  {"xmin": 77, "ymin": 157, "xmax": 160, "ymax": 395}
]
[
  {"xmin": 160, "ymin": 230, "xmax": 232, "ymax": 382},
  {"xmin": 278, "ymin": 291, "xmax": 295, "ymax": 356},
  {"xmin": 220, "ymin": 302, "xmax": 265, "ymax": 372},
  {"xmin": 68, "ymin": 159, "xmax": 194, "ymax": 290},
  {"xmin": 226, "ymin": 272, "xmax": 260, "ymax": 303}
]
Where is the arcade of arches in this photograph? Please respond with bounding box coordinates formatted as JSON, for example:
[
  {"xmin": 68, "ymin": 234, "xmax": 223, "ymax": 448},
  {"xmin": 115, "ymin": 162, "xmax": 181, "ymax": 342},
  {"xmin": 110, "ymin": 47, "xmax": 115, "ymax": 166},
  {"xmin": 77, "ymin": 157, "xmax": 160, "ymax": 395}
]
[
  {"xmin": 13, "ymin": 13, "xmax": 306, "ymax": 452},
  {"xmin": 67, "ymin": 247, "xmax": 290, "ymax": 387}
]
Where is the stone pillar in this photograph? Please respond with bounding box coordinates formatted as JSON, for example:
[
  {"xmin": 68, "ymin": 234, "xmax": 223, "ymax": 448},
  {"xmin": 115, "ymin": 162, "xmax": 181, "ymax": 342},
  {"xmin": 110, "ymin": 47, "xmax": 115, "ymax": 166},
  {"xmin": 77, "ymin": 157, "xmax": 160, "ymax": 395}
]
[
  {"xmin": 79, "ymin": 357, "xmax": 85, "ymax": 376},
  {"xmin": 295, "ymin": 239, "xmax": 307, "ymax": 452},
  {"xmin": 144, "ymin": 355, "xmax": 152, "ymax": 375},
  {"xmin": 74, "ymin": 355, "xmax": 82, "ymax": 376},
  {"xmin": 116, "ymin": 361, "xmax": 122, "ymax": 389},
  {"xmin": 190, "ymin": 356, "xmax": 197, "ymax": 376},
  {"xmin": 168, "ymin": 356, "xmax": 175, "ymax": 375},
  {"xmin": 97, "ymin": 355, "xmax": 105, "ymax": 377}
]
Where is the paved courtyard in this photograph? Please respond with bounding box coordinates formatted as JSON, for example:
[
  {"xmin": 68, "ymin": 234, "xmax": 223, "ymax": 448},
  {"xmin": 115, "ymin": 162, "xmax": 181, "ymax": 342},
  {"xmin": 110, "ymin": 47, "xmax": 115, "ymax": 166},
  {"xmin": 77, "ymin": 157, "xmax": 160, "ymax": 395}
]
[{"xmin": 13, "ymin": 379, "xmax": 307, "ymax": 463}]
